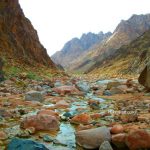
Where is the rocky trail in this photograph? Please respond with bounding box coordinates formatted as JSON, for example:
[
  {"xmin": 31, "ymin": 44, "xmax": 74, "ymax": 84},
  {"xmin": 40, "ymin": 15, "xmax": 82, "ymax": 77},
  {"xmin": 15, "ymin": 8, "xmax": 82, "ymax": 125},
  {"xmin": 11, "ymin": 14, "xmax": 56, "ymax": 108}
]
[{"xmin": 0, "ymin": 74, "xmax": 150, "ymax": 150}]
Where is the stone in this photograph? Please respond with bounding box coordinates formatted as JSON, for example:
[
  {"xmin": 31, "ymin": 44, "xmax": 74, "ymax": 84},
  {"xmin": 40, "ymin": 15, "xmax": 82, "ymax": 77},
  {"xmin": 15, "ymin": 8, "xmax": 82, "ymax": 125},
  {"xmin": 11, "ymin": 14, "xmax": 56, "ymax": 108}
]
[
  {"xmin": 112, "ymin": 133, "xmax": 127, "ymax": 148},
  {"xmin": 125, "ymin": 129, "xmax": 150, "ymax": 150},
  {"xmin": 75, "ymin": 126, "xmax": 111, "ymax": 149},
  {"xmin": 70, "ymin": 113, "xmax": 92, "ymax": 125},
  {"xmin": 25, "ymin": 90, "xmax": 44, "ymax": 102},
  {"xmin": 43, "ymin": 135, "xmax": 54, "ymax": 142},
  {"xmin": 0, "ymin": 58, "xmax": 4, "ymax": 82},
  {"xmin": 52, "ymin": 85, "xmax": 80, "ymax": 96},
  {"xmin": 110, "ymin": 87, "xmax": 125, "ymax": 94},
  {"xmin": 37, "ymin": 110, "xmax": 60, "ymax": 120},
  {"xmin": 8, "ymin": 138, "xmax": 49, "ymax": 150},
  {"xmin": 103, "ymin": 90, "xmax": 112, "ymax": 96},
  {"xmin": 0, "ymin": 131, "xmax": 8, "ymax": 140},
  {"xmin": 20, "ymin": 114, "xmax": 59, "ymax": 131},
  {"xmin": 138, "ymin": 62, "xmax": 150, "ymax": 90},
  {"xmin": 110, "ymin": 124, "xmax": 124, "ymax": 134},
  {"xmin": 99, "ymin": 141, "xmax": 113, "ymax": 150},
  {"xmin": 106, "ymin": 81, "xmax": 121, "ymax": 90},
  {"xmin": 55, "ymin": 100, "xmax": 70, "ymax": 109},
  {"xmin": 75, "ymin": 81, "xmax": 90, "ymax": 93}
]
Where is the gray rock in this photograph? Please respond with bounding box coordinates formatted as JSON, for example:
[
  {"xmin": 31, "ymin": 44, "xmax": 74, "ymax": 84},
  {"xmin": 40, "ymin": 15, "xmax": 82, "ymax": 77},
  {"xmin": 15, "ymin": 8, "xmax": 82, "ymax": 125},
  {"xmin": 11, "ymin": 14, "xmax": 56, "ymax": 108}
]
[
  {"xmin": 25, "ymin": 90, "xmax": 44, "ymax": 102},
  {"xmin": 76, "ymin": 81, "xmax": 90, "ymax": 93},
  {"xmin": 75, "ymin": 126, "xmax": 111, "ymax": 149},
  {"xmin": 99, "ymin": 141, "xmax": 113, "ymax": 150},
  {"xmin": 8, "ymin": 138, "xmax": 49, "ymax": 150}
]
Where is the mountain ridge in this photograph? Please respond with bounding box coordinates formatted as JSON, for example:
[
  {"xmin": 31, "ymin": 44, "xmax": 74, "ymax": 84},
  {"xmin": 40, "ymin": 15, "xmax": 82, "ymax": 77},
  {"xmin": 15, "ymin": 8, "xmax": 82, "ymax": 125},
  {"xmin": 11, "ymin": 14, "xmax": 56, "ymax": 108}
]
[{"xmin": 52, "ymin": 31, "xmax": 112, "ymax": 68}]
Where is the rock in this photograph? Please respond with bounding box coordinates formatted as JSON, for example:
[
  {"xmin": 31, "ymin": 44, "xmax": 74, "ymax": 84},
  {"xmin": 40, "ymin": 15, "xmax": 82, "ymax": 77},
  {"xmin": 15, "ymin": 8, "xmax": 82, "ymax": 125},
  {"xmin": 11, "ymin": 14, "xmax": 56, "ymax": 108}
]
[
  {"xmin": 75, "ymin": 126, "xmax": 111, "ymax": 149},
  {"xmin": 20, "ymin": 114, "xmax": 59, "ymax": 131},
  {"xmin": 8, "ymin": 138, "xmax": 49, "ymax": 150},
  {"xmin": 99, "ymin": 141, "xmax": 113, "ymax": 150},
  {"xmin": 106, "ymin": 81, "xmax": 121, "ymax": 90},
  {"xmin": 110, "ymin": 124, "xmax": 124, "ymax": 134},
  {"xmin": 0, "ymin": 58, "xmax": 4, "ymax": 82},
  {"xmin": 103, "ymin": 90, "xmax": 112, "ymax": 96},
  {"xmin": 112, "ymin": 133, "xmax": 127, "ymax": 149},
  {"xmin": 0, "ymin": 109, "xmax": 13, "ymax": 118},
  {"xmin": 37, "ymin": 110, "xmax": 60, "ymax": 120},
  {"xmin": 138, "ymin": 62, "xmax": 150, "ymax": 90},
  {"xmin": 125, "ymin": 129, "xmax": 150, "ymax": 150},
  {"xmin": 70, "ymin": 113, "xmax": 92, "ymax": 125},
  {"xmin": 54, "ymin": 80, "xmax": 62, "ymax": 87},
  {"xmin": 25, "ymin": 90, "xmax": 44, "ymax": 102},
  {"xmin": 25, "ymin": 127, "xmax": 36, "ymax": 135},
  {"xmin": 110, "ymin": 87, "xmax": 125, "ymax": 94},
  {"xmin": 88, "ymin": 100, "xmax": 100, "ymax": 110},
  {"xmin": 75, "ymin": 81, "xmax": 90, "ymax": 93},
  {"xmin": 0, "ymin": 131, "xmax": 8, "ymax": 140},
  {"xmin": 55, "ymin": 100, "xmax": 70, "ymax": 109},
  {"xmin": 43, "ymin": 135, "xmax": 54, "ymax": 142},
  {"xmin": 77, "ymin": 124, "xmax": 93, "ymax": 131},
  {"xmin": 52, "ymin": 85, "xmax": 80, "ymax": 96}
]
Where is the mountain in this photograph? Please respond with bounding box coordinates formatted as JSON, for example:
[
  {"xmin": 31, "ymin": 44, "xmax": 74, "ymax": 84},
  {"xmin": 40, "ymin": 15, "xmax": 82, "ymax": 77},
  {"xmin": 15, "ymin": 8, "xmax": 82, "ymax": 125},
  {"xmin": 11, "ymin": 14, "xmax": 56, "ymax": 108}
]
[
  {"xmin": 52, "ymin": 32, "xmax": 112, "ymax": 68},
  {"xmin": 90, "ymin": 29, "xmax": 150, "ymax": 78},
  {"xmin": 0, "ymin": 0, "xmax": 56, "ymax": 70},
  {"xmin": 69, "ymin": 14, "xmax": 150, "ymax": 73}
]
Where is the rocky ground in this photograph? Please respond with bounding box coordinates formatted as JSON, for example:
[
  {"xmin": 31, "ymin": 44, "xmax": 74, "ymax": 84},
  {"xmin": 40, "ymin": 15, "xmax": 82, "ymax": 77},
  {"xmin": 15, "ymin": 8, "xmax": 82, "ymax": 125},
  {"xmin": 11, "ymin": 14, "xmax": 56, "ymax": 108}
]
[{"xmin": 0, "ymin": 75, "xmax": 150, "ymax": 150}]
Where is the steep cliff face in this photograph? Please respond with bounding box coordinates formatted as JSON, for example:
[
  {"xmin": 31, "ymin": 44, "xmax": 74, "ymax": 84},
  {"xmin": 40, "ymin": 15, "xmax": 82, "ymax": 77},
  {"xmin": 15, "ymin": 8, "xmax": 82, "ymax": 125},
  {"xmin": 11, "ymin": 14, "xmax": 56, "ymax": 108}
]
[
  {"xmin": 0, "ymin": 0, "xmax": 55, "ymax": 68},
  {"xmin": 52, "ymin": 32, "xmax": 112, "ymax": 68},
  {"xmin": 71, "ymin": 14, "xmax": 150, "ymax": 73}
]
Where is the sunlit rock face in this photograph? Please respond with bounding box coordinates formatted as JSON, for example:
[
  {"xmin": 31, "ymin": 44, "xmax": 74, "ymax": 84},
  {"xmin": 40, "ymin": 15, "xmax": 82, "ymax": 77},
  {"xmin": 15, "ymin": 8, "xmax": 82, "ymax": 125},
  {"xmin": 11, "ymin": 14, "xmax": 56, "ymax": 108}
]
[{"xmin": 0, "ymin": 0, "xmax": 56, "ymax": 68}]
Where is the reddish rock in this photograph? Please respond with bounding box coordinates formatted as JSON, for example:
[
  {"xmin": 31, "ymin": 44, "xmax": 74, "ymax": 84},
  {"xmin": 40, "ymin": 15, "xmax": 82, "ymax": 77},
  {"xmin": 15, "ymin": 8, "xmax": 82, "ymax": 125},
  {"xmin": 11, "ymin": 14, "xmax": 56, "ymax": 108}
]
[
  {"xmin": 110, "ymin": 124, "xmax": 124, "ymax": 134},
  {"xmin": 54, "ymin": 100, "xmax": 70, "ymax": 109},
  {"xmin": 0, "ymin": 131, "xmax": 8, "ymax": 140},
  {"xmin": 37, "ymin": 110, "xmax": 60, "ymax": 120},
  {"xmin": 20, "ymin": 114, "xmax": 59, "ymax": 131},
  {"xmin": 112, "ymin": 133, "xmax": 127, "ymax": 148},
  {"xmin": 90, "ymin": 113, "xmax": 101, "ymax": 120},
  {"xmin": 52, "ymin": 85, "xmax": 80, "ymax": 96},
  {"xmin": 125, "ymin": 129, "xmax": 150, "ymax": 150},
  {"xmin": 70, "ymin": 113, "xmax": 92, "ymax": 125},
  {"xmin": 77, "ymin": 124, "xmax": 93, "ymax": 131}
]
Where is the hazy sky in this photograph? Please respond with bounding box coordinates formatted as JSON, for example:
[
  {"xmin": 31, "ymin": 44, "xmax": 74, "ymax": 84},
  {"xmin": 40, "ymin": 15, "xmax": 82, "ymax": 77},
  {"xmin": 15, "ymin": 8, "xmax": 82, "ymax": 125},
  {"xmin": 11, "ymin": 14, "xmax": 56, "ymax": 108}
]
[{"xmin": 19, "ymin": 0, "xmax": 150, "ymax": 56}]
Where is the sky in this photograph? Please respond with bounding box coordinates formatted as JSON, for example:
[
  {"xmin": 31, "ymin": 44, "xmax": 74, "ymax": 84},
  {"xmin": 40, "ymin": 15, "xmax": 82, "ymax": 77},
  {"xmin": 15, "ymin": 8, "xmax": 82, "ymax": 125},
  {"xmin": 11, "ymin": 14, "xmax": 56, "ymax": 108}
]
[{"xmin": 19, "ymin": 0, "xmax": 150, "ymax": 56}]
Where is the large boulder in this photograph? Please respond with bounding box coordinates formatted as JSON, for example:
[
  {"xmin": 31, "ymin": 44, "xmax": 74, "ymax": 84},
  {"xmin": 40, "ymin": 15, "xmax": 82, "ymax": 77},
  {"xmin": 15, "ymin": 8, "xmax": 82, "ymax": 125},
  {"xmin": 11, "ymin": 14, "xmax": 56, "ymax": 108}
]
[
  {"xmin": 125, "ymin": 129, "xmax": 150, "ymax": 150},
  {"xmin": 75, "ymin": 126, "xmax": 111, "ymax": 149},
  {"xmin": 99, "ymin": 141, "xmax": 113, "ymax": 150},
  {"xmin": 0, "ymin": 58, "xmax": 4, "ymax": 81},
  {"xmin": 138, "ymin": 62, "xmax": 150, "ymax": 90},
  {"xmin": 20, "ymin": 114, "xmax": 59, "ymax": 131},
  {"xmin": 8, "ymin": 138, "xmax": 49, "ymax": 150},
  {"xmin": 25, "ymin": 91, "xmax": 44, "ymax": 102}
]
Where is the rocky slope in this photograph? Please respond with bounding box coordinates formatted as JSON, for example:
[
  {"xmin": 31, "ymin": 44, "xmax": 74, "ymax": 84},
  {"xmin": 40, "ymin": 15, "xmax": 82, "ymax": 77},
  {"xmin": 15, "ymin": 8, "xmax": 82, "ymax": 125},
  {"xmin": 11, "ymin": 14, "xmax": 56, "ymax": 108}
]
[
  {"xmin": 52, "ymin": 32, "xmax": 112, "ymax": 68},
  {"xmin": 89, "ymin": 29, "xmax": 150, "ymax": 78},
  {"xmin": 0, "ymin": 0, "xmax": 56, "ymax": 70},
  {"xmin": 71, "ymin": 14, "xmax": 150, "ymax": 73}
]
